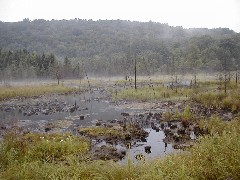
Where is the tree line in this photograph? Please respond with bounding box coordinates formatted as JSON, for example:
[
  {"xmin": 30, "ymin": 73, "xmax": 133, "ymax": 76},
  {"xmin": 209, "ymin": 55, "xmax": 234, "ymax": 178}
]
[
  {"xmin": 0, "ymin": 49, "xmax": 83, "ymax": 83},
  {"xmin": 0, "ymin": 19, "xmax": 239, "ymax": 77}
]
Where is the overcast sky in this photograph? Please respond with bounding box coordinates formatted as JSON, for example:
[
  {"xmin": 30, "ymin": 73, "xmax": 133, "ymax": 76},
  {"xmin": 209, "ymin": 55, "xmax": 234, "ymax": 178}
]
[{"xmin": 0, "ymin": 0, "xmax": 240, "ymax": 32}]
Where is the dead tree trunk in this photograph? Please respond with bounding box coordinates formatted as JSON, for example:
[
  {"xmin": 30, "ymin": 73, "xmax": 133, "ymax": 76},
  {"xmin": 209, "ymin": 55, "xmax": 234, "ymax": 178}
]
[
  {"xmin": 134, "ymin": 54, "xmax": 137, "ymax": 90},
  {"xmin": 236, "ymin": 71, "xmax": 238, "ymax": 85}
]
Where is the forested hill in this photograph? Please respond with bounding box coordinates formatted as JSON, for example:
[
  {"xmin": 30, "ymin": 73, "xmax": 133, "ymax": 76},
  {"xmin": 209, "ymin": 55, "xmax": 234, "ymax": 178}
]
[
  {"xmin": 0, "ymin": 19, "xmax": 240, "ymax": 76},
  {"xmin": 0, "ymin": 19, "xmax": 236, "ymax": 58}
]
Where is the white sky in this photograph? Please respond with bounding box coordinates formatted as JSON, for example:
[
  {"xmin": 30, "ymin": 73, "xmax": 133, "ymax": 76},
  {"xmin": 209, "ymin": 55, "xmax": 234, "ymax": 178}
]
[{"xmin": 0, "ymin": 0, "xmax": 240, "ymax": 32}]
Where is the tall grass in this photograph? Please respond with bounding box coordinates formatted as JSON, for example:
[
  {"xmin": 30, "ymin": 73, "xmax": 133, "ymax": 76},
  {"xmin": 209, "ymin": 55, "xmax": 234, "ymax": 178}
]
[
  {"xmin": 1, "ymin": 117, "xmax": 239, "ymax": 179},
  {"xmin": 0, "ymin": 132, "xmax": 90, "ymax": 170},
  {"xmin": 112, "ymin": 86, "xmax": 192, "ymax": 101},
  {"xmin": 0, "ymin": 85, "xmax": 77, "ymax": 101},
  {"xmin": 193, "ymin": 87, "xmax": 240, "ymax": 111}
]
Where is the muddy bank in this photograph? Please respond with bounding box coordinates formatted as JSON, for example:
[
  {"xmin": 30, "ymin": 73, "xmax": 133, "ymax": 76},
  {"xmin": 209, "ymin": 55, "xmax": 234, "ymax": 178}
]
[{"xmin": 0, "ymin": 86, "xmax": 222, "ymax": 162}]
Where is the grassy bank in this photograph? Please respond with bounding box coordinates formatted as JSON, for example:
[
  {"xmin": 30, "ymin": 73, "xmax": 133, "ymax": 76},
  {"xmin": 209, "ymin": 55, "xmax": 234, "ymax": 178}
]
[
  {"xmin": 192, "ymin": 86, "xmax": 240, "ymax": 111},
  {"xmin": 111, "ymin": 86, "xmax": 193, "ymax": 101},
  {"xmin": 0, "ymin": 85, "xmax": 77, "ymax": 101},
  {"xmin": 112, "ymin": 79, "xmax": 240, "ymax": 108},
  {"xmin": 0, "ymin": 117, "xmax": 239, "ymax": 179}
]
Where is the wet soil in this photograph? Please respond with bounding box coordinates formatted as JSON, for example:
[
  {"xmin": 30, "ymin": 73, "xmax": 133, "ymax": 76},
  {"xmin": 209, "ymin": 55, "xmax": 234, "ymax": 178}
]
[{"xmin": 1, "ymin": 82, "xmax": 233, "ymax": 162}]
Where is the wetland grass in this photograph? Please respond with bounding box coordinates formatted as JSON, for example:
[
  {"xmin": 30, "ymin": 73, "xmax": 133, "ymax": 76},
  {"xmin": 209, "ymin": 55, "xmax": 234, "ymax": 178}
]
[
  {"xmin": 0, "ymin": 84, "xmax": 77, "ymax": 101},
  {"xmin": 0, "ymin": 132, "xmax": 90, "ymax": 166},
  {"xmin": 1, "ymin": 117, "xmax": 239, "ymax": 179},
  {"xmin": 112, "ymin": 86, "xmax": 193, "ymax": 101},
  {"xmin": 113, "ymin": 79, "xmax": 240, "ymax": 114},
  {"xmin": 78, "ymin": 123, "xmax": 148, "ymax": 141},
  {"xmin": 0, "ymin": 78, "xmax": 240, "ymax": 179},
  {"xmin": 192, "ymin": 86, "xmax": 240, "ymax": 111}
]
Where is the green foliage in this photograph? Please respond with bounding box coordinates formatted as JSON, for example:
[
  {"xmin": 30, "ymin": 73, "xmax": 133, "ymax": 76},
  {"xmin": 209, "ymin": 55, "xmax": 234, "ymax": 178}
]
[
  {"xmin": 163, "ymin": 105, "xmax": 195, "ymax": 122},
  {"xmin": 0, "ymin": 50, "xmax": 56, "ymax": 79},
  {"xmin": 1, "ymin": 20, "xmax": 240, "ymax": 76},
  {"xmin": 186, "ymin": 119, "xmax": 240, "ymax": 179},
  {"xmin": 164, "ymin": 111, "xmax": 173, "ymax": 121},
  {"xmin": 0, "ymin": 49, "xmax": 85, "ymax": 81}
]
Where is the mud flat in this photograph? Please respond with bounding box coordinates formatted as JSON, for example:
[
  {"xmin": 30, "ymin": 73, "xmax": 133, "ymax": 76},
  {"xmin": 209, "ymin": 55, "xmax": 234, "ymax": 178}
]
[{"xmin": 0, "ymin": 86, "xmax": 207, "ymax": 162}]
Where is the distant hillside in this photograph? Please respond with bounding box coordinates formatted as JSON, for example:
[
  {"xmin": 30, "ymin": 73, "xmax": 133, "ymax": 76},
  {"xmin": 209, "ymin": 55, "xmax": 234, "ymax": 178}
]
[
  {"xmin": 0, "ymin": 19, "xmax": 236, "ymax": 57},
  {"xmin": 0, "ymin": 19, "xmax": 239, "ymax": 75}
]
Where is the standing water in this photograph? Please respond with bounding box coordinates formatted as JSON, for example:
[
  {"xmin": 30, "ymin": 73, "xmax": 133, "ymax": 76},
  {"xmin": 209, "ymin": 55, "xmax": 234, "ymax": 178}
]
[{"xmin": 0, "ymin": 87, "xmax": 188, "ymax": 161}]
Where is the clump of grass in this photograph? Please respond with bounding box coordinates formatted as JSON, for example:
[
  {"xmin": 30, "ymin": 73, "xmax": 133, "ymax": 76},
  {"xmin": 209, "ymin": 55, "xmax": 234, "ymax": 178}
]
[
  {"xmin": 199, "ymin": 116, "xmax": 240, "ymax": 135},
  {"xmin": 112, "ymin": 86, "xmax": 192, "ymax": 101},
  {"xmin": 163, "ymin": 105, "xmax": 195, "ymax": 122},
  {"xmin": 78, "ymin": 124, "xmax": 148, "ymax": 141},
  {"xmin": 221, "ymin": 89, "xmax": 240, "ymax": 112},
  {"xmin": 163, "ymin": 111, "xmax": 173, "ymax": 121},
  {"xmin": 182, "ymin": 105, "xmax": 195, "ymax": 121},
  {"xmin": 192, "ymin": 87, "xmax": 240, "ymax": 111},
  {"xmin": 0, "ymin": 132, "xmax": 90, "ymax": 170},
  {"xmin": 0, "ymin": 84, "xmax": 77, "ymax": 101},
  {"xmin": 192, "ymin": 91, "xmax": 226, "ymax": 107}
]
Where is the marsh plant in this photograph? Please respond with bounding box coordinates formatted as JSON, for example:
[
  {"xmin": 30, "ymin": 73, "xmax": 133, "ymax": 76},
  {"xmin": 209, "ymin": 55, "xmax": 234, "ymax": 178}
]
[
  {"xmin": 0, "ymin": 117, "xmax": 239, "ymax": 179},
  {"xmin": 0, "ymin": 85, "xmax": 77, "ymax": 101},
  {"xmin": 112, "ymin": 86, "xmax": 192, "ymax": 101},
  {"xmin": 193, "ymin": 87, "xmax": 240, "ymax": 111}
]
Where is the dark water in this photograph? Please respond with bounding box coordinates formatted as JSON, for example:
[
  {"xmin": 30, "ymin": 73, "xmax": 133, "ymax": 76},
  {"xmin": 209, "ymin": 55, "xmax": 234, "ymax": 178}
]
[
  {"xmin": 0, "ymin": 88, "xmax": 177, "ymax": 160},
  {"xmin": 0, "ymin": 89, "xmax": 123, "ymax": 127},
  {"xmin": 120, "ymin": 128, "xmax": 176, "ymax": 163}
]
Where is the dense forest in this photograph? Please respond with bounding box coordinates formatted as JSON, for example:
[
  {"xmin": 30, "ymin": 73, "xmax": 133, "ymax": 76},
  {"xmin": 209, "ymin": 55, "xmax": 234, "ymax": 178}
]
[
  {"xmin": 0, "ymin": 49, "xmax": 83, "ymax": 83},
  {"xmin": 0, "ymin": 19, "xmax": 240, "ymax": 78}
]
